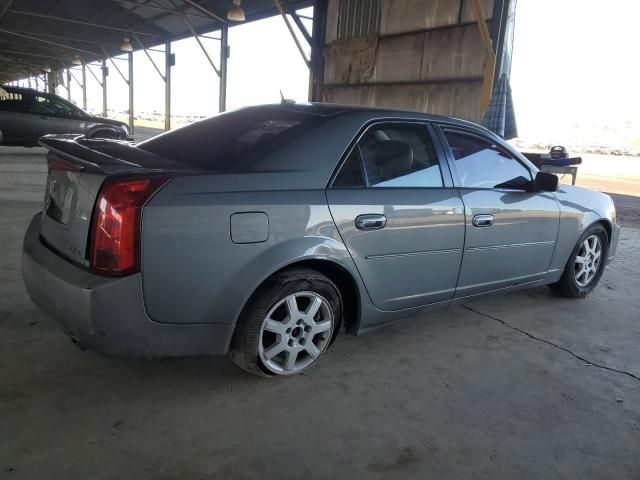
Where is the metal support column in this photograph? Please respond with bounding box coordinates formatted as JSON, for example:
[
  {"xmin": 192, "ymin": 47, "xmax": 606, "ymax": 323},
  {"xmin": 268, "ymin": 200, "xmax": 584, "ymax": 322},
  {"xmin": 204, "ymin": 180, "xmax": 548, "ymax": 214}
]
[
  {"xmin": 128, "ymin": 51, "xmax": 134, "ymax": 133},
  {"xmin": 81, "ymin": 63, "xmax": 87, "ymax": 110},
  {"xmin": 165, "ymin": 39, "xmax": 172, "ymax": 131},
  {"xmin": 101, "ymin": 58, "xmax": 108, "ymax": 117},
  {"xmin": 66, "ymin": 68, "xmax": 71, "ymax": 101},
  {"xmin": 310, "ymin": 0, "xmax": 327, "ymax": 102},
  {"xmin": 219, "ymin": 24, "xmax": 228, "ymax": 113}
]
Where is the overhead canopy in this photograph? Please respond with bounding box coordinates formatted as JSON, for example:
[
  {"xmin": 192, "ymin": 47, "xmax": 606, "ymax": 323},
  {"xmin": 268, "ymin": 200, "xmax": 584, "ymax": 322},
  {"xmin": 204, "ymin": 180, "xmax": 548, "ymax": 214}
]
[{"xmin": 0, "ymin": 0, "xmax": 312, "ymax": 82}]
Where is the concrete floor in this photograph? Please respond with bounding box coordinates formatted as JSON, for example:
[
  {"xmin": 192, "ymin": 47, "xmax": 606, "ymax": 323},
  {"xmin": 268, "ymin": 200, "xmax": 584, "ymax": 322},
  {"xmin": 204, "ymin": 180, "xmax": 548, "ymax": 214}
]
[{"xmin": 1, "ymin": 145, "xmax": 639, "ymax": 479}]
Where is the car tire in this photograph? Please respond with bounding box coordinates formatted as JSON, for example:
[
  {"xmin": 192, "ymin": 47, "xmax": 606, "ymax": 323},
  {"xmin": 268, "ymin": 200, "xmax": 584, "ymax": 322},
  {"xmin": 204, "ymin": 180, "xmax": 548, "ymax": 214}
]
[
  {"xmin": 230, "ymin": 268, "xmax": 342, "ymax": 377},
  {"xmin": 550, "ymin": 223, "xmax": 609, "ymax": 298}
]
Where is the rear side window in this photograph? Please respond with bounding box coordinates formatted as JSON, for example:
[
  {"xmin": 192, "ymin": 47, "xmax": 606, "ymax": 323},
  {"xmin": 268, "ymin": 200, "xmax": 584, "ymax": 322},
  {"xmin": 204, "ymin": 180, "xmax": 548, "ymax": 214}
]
[
  {"xmin": 333, "ymin": 149, "xmax": 365, "ymax": 188},
  {"xmin": 0, "ymin": 91, "xmax": 28, "ymax": 112},
  {"xmin": 139, "ymin": 107, "xmax": 324, "ymax": 171},
  {"xmin": 339, "ymin": 123, "xmax": 443, "ymax": 188},
  {"xmin": 443, "ymin": 130, "xmax": 531, "ymax": 189}
]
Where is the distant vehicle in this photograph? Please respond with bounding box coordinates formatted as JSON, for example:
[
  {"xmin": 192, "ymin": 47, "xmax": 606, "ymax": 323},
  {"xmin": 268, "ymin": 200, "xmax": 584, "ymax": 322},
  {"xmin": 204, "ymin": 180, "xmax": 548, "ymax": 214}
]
[
  {"xmin": 0, "ymin": 85, "xmax": 130, "ymax": 146},
  {"xmin": 22, "ymin": 103, "xmax": 620, "ymax": 377}
]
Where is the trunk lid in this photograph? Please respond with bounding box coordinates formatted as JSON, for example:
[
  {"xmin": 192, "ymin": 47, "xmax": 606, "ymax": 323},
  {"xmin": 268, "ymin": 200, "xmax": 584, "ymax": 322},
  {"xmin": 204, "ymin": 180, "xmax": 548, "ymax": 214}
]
[{"xmin": 38, "ymin": 134, "xmax": 195, "ymax": 266}]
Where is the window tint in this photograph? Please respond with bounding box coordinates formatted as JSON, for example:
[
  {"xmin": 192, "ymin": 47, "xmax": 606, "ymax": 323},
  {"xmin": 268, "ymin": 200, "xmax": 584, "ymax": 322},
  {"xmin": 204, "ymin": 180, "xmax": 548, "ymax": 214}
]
[
  {"xmin": 333, "ymin": 148, "xmax": 365, "ymax": 188},
  {"xmin": 139, "ymin": 107, "xmax": 324, "ymax": 171},
  {"xmin": 30, "ymin": 95, "xmax": 76, "ymax": 117},
  {"xmin": 444, "ymin": 131, "xmax": 531, "ymax": 190},
  {"xmin": 358, "ymin": 123, "xmax": 443, "ymax": 188}
]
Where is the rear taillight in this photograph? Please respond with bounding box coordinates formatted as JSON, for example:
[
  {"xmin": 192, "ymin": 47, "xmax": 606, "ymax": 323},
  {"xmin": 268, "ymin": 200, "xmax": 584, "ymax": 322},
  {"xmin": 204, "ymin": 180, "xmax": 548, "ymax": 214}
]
[{"xmin": 90, "ymin": 175, "xmax": 172, "ymax": 276}]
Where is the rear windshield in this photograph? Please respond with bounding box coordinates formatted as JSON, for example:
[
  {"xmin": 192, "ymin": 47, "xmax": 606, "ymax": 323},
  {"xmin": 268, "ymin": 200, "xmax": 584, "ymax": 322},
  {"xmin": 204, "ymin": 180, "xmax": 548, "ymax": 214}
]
[{"xmin": 138, "ymin": 107, "xmax": 325, "ymax": 171}]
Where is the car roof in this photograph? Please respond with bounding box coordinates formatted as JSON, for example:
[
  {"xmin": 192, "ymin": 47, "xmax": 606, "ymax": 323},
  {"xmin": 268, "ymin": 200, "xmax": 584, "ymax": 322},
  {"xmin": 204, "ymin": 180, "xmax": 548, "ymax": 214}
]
[
  {"xmin": 250, "ymin": 101, "xmax": 488, "ymax": 133},
  {"xmin": 1, "ymin": 85, "xmax": 57, "ymax": 98}
]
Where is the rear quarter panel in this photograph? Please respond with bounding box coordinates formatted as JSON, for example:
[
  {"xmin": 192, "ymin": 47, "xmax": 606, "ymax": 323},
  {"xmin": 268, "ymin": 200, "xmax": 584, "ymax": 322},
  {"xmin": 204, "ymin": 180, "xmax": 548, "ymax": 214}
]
[
  {"xmin": 548, "ymin": 185, "xmax": 616, "ymax": 276},
  {"xmin": 140, "ymin": 176, "xmax": 368, "ymax": 326}
]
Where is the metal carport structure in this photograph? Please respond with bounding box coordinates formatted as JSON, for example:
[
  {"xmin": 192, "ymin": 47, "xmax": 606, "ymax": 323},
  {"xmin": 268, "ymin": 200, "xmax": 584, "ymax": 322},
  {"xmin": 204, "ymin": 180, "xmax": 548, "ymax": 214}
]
[
  {"xmin": 0, "ymin": 0, "xmax": 318, "ymax": 132},
  {"xmin": 0, "ymin": 0, "xmax": 516, "ymax": 134}
]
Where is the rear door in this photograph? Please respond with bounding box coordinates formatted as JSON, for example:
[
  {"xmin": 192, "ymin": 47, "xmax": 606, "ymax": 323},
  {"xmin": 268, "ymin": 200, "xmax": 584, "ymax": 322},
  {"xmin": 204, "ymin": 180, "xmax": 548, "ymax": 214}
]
[
  {"xmin": 436, "ymin": 127, "xmax": 560, "ymax": 298},
  {"xmin": 327, "ymin": 121, "xmax": 465, "ymax": 311},
  {"xmin": 0, "ymin": 90, "xmax": 35, "ymax": 144}
]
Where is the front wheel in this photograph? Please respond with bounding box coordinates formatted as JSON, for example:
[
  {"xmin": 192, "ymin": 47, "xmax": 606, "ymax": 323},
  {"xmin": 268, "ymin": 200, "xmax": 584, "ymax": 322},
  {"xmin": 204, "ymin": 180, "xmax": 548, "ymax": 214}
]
[
  {"xmin": 550, "ymin": 223, "xmax": 609, "ymax": 298},
  {"xmin": 230, "ymin": 268, "xmax": 341, "ymax": 377}
]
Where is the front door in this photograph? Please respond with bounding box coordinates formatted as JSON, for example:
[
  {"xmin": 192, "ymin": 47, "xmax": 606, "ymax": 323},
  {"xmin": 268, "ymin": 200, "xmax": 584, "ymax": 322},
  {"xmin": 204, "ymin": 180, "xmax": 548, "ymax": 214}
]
[
  {"xmin": 327, "ymin": 122, "xmax": 465, "ymax": 311},
  {"xmin": 437, "ymin": 128, "xmax": 560, "ymax": 298},
  {"xmin": 28, "ymin": 93, "xmax": 85, "ymax": 138}
]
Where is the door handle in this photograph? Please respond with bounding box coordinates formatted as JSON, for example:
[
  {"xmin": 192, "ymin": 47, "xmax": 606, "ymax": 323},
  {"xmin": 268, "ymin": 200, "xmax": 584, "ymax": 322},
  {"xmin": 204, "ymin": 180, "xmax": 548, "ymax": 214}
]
[
  {"xmin": 355, "ymin": 214, "xmax": 387, "ymax": 231},
  {"xmin": 472, "ymin": 214, "xmax": 494, "ymax": 227}
]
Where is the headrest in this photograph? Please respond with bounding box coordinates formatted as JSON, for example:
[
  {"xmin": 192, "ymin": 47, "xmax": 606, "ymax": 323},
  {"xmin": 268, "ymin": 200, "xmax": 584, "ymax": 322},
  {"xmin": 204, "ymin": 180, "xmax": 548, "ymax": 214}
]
[{"xmin": 373, "ymin": 140, "xmax": 413, "ymax": 180}]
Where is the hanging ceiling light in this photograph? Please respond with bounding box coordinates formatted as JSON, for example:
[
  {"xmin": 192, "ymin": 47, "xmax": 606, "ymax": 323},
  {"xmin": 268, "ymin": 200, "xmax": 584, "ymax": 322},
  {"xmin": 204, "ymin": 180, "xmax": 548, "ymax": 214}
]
[
  {"xmin": 227, "ymin": 0, "xmax": 245, "ymax": 21},
  {"xmin": 42, "ymin": 65, "xmax": 51, "ymax": 73},
  {"xmin": 72, "ymin": 55, "xmax": 82, "ymax": 66},
  {"xmin": 120, "ymin": 37, "xmax": 133, "ymax": 52}
]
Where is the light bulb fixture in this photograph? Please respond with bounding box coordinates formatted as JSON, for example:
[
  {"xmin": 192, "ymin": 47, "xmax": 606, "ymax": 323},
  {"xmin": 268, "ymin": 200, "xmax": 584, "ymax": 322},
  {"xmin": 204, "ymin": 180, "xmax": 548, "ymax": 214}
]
[
  {"xmin": 42, "ymin": 65, "xmax": 51, "ymax": 73},
  {"xmin": 72, "ymin": 55, "xmax": 82, "ymax": 65},
  {"xmin": 120, "ymin": 37, "xmax": 133, "ymax": 52},
  {"xmin": 227, "ymin": 0, "xmax": 245, "ymax": 21}
]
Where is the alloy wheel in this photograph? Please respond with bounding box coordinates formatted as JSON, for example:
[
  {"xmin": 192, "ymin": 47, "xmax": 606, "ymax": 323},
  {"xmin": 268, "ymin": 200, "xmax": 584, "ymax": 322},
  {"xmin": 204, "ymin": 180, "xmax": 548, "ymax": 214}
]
[
  {"xmin": 574, "ymin": 234, "xmax": 603, "ymax": 287},
  {"xmin": 258, "ymin": 291, "xmax": 334, "ymax": 375}
]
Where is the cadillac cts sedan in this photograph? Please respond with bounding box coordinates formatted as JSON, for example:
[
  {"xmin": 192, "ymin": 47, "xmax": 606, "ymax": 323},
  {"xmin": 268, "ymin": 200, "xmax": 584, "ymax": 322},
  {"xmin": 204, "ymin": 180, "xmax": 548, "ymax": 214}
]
[{"xmin": 22, "ymin": 103, "xmax": 620, "ymax": 376}]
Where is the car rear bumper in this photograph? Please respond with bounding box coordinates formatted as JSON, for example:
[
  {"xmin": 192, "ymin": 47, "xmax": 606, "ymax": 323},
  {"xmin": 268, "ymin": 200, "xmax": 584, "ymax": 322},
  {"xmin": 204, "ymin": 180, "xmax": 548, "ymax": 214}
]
[{"xmin": 22, "ymin": 213, "xmax": 234, "ymax": 358}]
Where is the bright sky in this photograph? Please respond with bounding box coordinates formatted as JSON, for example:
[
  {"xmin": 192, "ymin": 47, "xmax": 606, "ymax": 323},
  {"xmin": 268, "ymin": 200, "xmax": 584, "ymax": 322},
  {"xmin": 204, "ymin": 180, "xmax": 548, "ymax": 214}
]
[
  {"xmin": 49, "ymin": 1, "xmax": 639, "ymax": 143},
  {"xmin": 67, "ymin": 8, "xmax": 312, "ymax": 118},
  {"xmin": 510, "ymin": 0, "xmax": 640, "ymax": 142}
]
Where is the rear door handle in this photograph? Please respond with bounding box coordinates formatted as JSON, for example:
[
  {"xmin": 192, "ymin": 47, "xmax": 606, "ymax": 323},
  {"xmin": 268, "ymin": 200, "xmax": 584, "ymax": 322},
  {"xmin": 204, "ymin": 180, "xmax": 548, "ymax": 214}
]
[
  {"xmin": 472, "ymin": 214, "xmax": 494, "ymax": 227},
  {"xmin": 355, "ymin": 214, "xmax": 387, "ymax": 231}
]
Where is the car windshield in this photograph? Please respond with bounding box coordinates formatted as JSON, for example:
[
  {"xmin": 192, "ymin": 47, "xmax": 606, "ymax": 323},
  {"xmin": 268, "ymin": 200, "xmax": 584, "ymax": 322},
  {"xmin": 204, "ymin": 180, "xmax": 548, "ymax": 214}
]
[{"xmin": 138, "ymin": 107, "xmax": 326, "ymax": 171}]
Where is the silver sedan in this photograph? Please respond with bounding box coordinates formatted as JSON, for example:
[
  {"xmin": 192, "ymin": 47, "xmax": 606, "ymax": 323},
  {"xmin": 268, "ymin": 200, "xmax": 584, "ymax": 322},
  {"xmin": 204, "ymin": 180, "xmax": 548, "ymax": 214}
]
[{"xmin": 22, "ymin": 103, "xmax": 620, "ymax": 376}]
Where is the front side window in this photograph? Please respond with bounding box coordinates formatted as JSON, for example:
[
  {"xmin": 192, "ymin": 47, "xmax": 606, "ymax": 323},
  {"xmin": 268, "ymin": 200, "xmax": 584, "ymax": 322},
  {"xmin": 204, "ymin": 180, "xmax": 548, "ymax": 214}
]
[
  {"xmin": 356, "ymin": 123, "xmax": 443, "ymax": 188},
  {"xmin": 443, "ymin": 130, "xmax": 531, "ymax": 190},
  {"xmin": 30, "ymin": 95, "xmax": 75, "ymax": 117}
]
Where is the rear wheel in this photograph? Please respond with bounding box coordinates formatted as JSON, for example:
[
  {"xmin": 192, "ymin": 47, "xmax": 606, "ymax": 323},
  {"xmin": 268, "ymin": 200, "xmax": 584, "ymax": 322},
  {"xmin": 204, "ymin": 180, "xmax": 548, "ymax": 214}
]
[
  {"xmin": 230, "ymin": 268, "xmax": 341, "ymax": 377},
  {"xmin": 550, "ymin": 223, "xmax": 609, "ymax": 298}
]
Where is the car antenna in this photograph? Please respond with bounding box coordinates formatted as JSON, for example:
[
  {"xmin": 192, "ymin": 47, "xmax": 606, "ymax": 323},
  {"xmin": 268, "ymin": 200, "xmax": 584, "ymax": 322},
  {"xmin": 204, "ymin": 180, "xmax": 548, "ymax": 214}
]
[{"xmin": 280, "ymin": 90, "xmax": 295, "ymax": 105}]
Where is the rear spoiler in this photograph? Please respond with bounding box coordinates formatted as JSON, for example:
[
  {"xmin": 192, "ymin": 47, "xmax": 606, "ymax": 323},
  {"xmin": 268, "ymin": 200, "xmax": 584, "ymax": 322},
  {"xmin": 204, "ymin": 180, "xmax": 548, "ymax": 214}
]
[{"xmin": 39, "ymin": 134, "xmax": 199, "ymax": 174}]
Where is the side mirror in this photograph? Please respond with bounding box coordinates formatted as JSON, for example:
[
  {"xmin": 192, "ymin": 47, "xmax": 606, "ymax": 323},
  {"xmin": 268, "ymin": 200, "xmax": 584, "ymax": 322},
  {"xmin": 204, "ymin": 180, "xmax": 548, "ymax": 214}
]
[{"xmin": 535, "ymin": 171, "xmax": 559, "ymax": 192}]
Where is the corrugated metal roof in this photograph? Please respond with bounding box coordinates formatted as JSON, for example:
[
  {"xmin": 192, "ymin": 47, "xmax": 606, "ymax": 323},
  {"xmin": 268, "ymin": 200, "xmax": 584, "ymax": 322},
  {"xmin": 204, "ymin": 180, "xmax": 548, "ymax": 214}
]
[{"xmin": 0, "ymin": 0, "xmax": 312, "ymax": 82}]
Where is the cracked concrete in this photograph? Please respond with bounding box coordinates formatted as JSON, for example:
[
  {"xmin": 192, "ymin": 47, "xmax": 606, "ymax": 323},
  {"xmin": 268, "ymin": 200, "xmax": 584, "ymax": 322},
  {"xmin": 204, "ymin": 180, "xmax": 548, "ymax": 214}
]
[
  {"xmin": 1, "ymin": 147, "xmax": 640, "ymax": 479},
  {"xmin": 461, "ymin": 304, "xmax": 640, "ymax": 383}
]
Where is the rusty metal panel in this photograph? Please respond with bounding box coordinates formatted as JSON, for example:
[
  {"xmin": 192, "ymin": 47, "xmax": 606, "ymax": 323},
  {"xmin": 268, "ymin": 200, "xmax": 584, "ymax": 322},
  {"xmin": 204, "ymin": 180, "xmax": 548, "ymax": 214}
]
[
  {"xmin": 371, "ymin": 34, "xmax": 425, "ymax": 83},
  {"xmin": 372, "ymin": 84, "xmax": 430, "ymax": 111},
  {"xmin": 380, "ymin": 0, "xmax": 460, "ymax": 35},
  {"xmin": 420, "ymin": 24, "xmax": 486, "ymax": 80},
  {"xmin": 323, "ymin": 81, "xmax": 483, "ymax": 122},
  {"xmin": 337, "ymin": 0, "xmax": 381, "ymax": 39},
  {"xmin": 460, "ymin": 0, "xmax": 495, "ymax": 22},
  {"xmin": 325, "ymin": 0, "xmax": 340, "ymax": 44},
  {"xmin": 323, "ymin": 37, "xmax": 378, "ymax": 84},
  {"xmin": 323, "ymin": 85, "xmax": 376, "ymax": 106},
  {"xmin": 422, "ymin": 81, "xmax": 483, "ymax": 121}
]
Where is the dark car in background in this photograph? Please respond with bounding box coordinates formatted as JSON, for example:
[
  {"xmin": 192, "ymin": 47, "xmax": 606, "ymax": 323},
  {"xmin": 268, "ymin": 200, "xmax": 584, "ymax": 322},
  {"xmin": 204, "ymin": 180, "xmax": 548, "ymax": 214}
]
[{"xmin": 0, "ymin": 85, "xmax": 130, "ymax": 146}]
